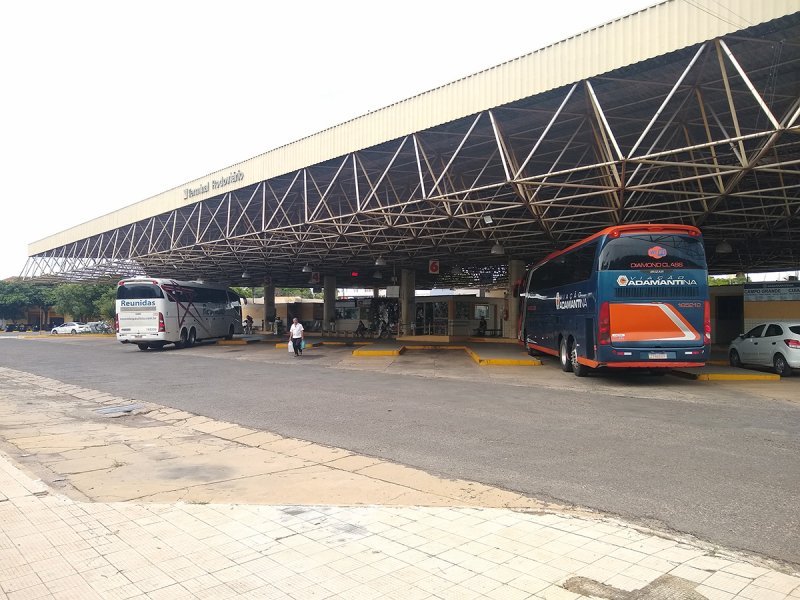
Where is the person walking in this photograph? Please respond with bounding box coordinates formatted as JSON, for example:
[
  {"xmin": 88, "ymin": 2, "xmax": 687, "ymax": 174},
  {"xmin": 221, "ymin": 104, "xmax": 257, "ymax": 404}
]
[
  {"xmin": 244, "ymin": 314, "xmax": 253, "ymax": 334},
  {"xmin": 289, "ymin": 317, "xmax": 304, "ymax": 356}
]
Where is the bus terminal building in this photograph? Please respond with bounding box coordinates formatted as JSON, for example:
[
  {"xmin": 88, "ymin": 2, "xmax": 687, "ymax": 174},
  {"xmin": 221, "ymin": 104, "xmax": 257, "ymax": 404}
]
[{"xmin": 23, "ymin": 0, "xmax": 800, "ymax": 341}]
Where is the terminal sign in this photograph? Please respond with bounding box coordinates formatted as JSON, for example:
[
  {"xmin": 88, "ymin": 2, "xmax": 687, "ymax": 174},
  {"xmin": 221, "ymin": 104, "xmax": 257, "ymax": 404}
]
[{"xmin": 184, "ymin": 170, "xmax": 245, "ymax": 200}]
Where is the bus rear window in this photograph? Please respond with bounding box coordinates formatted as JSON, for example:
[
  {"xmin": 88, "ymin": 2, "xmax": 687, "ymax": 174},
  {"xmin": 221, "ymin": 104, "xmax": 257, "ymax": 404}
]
[
  {"xmin": 117, "ymin": 284, "xmax": 164, "ymax": 300},
  {"xmin": 599, "ymin": 234, "xmax": 706, "ymax": 270}
]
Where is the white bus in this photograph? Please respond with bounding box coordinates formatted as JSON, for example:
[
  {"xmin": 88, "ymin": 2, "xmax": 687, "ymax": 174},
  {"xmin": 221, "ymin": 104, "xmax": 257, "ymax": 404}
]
[{"xmin": 115, "ymin": 278, "xmax": 244, "ymax": 351}]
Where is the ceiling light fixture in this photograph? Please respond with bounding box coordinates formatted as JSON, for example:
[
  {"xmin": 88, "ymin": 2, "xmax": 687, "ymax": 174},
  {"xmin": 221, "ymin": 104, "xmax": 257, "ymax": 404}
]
[
  {"xmin": 715, "ymin": 240, "xmax": 733, "ymax": 254},
  {"xmin": 483, "ymin": 215, "xmax": 494, "ymax": 225},
  {"xmin": 301, "ymin": 264, "xmax": 312, "ymax": 273},
  {"xmin": 374, "ymin": 256, "xmax": 387, "ymax": 267},
  {"xmin": 490, "ymin": 242, "xmax": 505, "ymax": 256},
  {"xmin": 241, "ymin": 271, "xmax": 250, "ymax": 279}
]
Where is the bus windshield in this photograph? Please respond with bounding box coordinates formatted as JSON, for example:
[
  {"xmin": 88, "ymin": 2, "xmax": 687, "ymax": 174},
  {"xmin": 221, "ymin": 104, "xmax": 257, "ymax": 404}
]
[
  {"xmin": 116, "ymin": 283, "xmax": 164, "ymax": 299},
  {"xmin": 599, "ymin": 234, "xmax": 706, "ymax": 271}
]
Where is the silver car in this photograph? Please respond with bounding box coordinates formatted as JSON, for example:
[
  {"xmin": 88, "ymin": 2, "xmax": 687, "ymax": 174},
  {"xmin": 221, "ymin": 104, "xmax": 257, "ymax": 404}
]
[{"xmin": 728, "ymin": 321, "xmax": 800, "ymax": 377}]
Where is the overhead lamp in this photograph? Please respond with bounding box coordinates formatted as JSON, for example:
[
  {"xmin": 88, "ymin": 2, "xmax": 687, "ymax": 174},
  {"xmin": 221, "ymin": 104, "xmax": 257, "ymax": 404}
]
[
  {"xmin": 301, "ymin": 264, "xmax": 312, "ymax": 273},
  {"xmin": 241, "ymin": 271, "xmax": 250, "ymax": 279},
  {"xmin": 373, "ymin": 270, "xmax": 383, "ymax": 279},
  {"xmin": 715, "ymin": 240, "xmax": 733, "ymax": 254},
  {"xmin": 374, "ymin": 256, "xmax": 387, "ymax": 267},
  {"xmin": 490, "ymin": 242, "xmax": 505, "ymax": 256},
  {"xmin": 483, "ymin": 215, "xmax": 494, "ymax": 225}
]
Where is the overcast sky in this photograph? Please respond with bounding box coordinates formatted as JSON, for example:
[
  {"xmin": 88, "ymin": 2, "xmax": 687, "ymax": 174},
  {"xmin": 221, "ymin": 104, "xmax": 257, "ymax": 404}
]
[{"xmin": 0, "ymin": 0, "xmax": 667, "ymax": 280}]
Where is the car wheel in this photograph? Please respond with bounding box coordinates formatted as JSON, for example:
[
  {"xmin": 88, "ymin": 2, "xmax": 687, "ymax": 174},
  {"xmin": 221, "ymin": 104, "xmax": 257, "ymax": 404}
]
[
  {"xmin": 187, "ymin": 328, "xmax": 197, "ymax": 347},
  {"xmin": 571, "ymin": 346, "xmax": 589, "ymax": 377},
  {"xmin": 137, "ymin": 343, "xmax": 148, "ymax": 351},
  {"xmin": 51, "ymin": 330, "xmax": 58, "ymax": 335},
  {"xmin": 559, "ymin": 338, "xmax": 573, "ymax": 372},
  {"xmin": 70, "ymin": 329, "xmax": 77, "ymax": 334},
  {"xmin": 729, "ymin": 349, "xmax": 742, "ymax": 368},
  {"xmin": 773, "ymin": 353, "xmax": 792, "ymax": 377}
]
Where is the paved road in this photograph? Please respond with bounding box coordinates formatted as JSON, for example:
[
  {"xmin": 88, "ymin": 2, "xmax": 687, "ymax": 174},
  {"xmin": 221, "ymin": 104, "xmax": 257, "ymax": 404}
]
[{"xmin": 2, "ymin": 337, "xmax": 798, "ymax": 565}]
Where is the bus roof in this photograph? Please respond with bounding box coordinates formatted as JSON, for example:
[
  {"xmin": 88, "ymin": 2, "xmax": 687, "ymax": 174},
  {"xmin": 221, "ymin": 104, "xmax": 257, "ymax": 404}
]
[
  {"xmin": 535, "ymin": 224, "xmax": 702, "ymax": 268},
  {"xmin": 117, "ymin": 278, "xmax": 232, "ymax": 290}
]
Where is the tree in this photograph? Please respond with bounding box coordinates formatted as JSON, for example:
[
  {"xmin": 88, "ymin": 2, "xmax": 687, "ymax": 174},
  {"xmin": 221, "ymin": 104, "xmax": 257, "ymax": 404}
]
[
  {"xmin": 708, "ymin": 274, "xmax": 749, "ymax": 286},
  {"xmin": 93, "ymin": 286, "xmax": 117, "ymax": 321},
  {"xmin": 277, "ymin": 287, "xmax": 322, "ymax": 299},
  {"xmin": 49, "ymin": 283, "xmax": 114, "ymax": 321},
  {"xmin": 0, "ymin": 281, "xmax": 49, "ymax": 320}
]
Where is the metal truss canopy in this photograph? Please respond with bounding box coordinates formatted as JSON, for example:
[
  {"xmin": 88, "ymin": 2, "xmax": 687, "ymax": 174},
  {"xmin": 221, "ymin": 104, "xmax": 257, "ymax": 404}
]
[{"xmin": 23, "ymin": 15, "xmax": 800, "ymax": 288}]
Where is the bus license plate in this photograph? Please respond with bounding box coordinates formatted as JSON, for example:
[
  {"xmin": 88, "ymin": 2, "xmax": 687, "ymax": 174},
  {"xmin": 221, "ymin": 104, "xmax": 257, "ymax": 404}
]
[{"xmin": 649, "ymin": 352, "xmax": 668, "ymax": 360}]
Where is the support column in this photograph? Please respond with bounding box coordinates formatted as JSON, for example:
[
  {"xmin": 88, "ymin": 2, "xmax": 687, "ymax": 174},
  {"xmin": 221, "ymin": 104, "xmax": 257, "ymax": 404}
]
[
  {"xmin": 323, "ymin": 275, "xmax": 336, "ymax": 332},
  {"xmin": 400, "ymin": 268, "xmax": 416, "ymax": 337},
  {"xmin": 506, "ymin": 259, "xmax": 525, "ymax": 339},
  {"xmin": 263, "ymin": 281, "xmax": 275, "ymax": 331}
]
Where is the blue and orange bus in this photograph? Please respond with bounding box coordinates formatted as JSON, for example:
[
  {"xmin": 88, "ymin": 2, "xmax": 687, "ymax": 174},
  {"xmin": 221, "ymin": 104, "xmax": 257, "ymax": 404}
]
[{"xmin": 519, "ymin": 224, "xmax": 710, "ymax": 376}]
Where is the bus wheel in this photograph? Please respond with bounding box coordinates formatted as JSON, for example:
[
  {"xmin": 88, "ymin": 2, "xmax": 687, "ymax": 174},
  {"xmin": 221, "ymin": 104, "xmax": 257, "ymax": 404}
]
[
  {"xmin": 187, "ymin": 328, "xmax": 197, "ymax": 347},
  {"xmin": 570, "ymin": 348, "xmax": 589, "ymax": 377},
  {"xmin": 176, "ymin": 328, "xmax": 188, "ymax": 349},
  {"xmin": 150, "ymin": 342, "xmax": 165, "ymax": 350},
  {"xmin": 225, "ymin": 325, "xmax": 234, "ymax": 341},
  {"xmin": 559, "ymin": 338, "xmax": 573, "ymax": 372},
  {"xmin": 137, "ymin": 343, "xmax": 148, "ymax": 351}
]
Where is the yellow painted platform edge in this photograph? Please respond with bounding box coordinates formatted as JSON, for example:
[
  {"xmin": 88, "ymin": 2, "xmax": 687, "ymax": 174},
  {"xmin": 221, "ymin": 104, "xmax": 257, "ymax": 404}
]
[{"xmin": 671, "ymin": 370, "xmax": 780, "ymax": 381}]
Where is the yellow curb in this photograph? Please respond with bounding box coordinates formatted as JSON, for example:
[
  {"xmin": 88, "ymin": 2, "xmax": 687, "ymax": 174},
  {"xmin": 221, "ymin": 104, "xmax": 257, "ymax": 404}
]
[
  {"xmin": 353, "ymin": 348, "xmax": 401, "ymax": 356},
  {"xmin": 671, "ymin": 370, "xmax": 780, "ymax": 381},
  {"xmin": 218, "ymin": 337, "xmax": 264, "ymax": 345},
  {"xmin": 467, "ymin": 337, "xmax": 519, "ymax": 344},
  {"xmin": 351, "ymin": 344, "xmax": 541, "ymax": 366}
]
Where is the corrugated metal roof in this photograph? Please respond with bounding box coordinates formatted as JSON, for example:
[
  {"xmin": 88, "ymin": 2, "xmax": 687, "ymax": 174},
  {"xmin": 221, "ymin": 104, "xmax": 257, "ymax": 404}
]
[{"xmin": 29, "ymin": 0, "xmax": 800, "ymax": 255}]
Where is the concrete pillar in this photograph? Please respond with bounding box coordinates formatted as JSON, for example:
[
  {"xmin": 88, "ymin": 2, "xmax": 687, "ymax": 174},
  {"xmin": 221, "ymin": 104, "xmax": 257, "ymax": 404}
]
[
  {"xmin": 506, "ymin": 259, "xmax": 525, "ymax": 339},
  {"xmin": 263, "ymin": 282, "xmax": 275, "ymax": 330},
  {"xmin": 400, "ymin": 269, "xmax": 416, "ymax": 336},
  {"xmin": 323, "ymin": 275, "xmax": 336, "ymax": 331}
]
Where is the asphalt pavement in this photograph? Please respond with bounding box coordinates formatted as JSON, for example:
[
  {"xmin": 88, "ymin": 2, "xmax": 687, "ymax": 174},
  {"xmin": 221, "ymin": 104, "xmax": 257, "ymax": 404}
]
[{"xmin": 1, "ymin": 335, "xmax": 798, "ymax": 565}]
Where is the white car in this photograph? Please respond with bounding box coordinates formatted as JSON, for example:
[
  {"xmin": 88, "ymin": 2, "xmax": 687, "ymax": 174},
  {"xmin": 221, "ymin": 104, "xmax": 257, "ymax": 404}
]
[
  {"xmin": 728, "ymin": 321, "xmax": 800, "ymax": 377},
  {"xmin": 51, "ymin": 322, "xmax": 91, "ymax": 335}
]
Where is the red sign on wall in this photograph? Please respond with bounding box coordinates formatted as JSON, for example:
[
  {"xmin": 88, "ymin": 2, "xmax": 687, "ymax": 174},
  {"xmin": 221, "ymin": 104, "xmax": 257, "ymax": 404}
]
[{"xmin": 428, "ymin": 260, "xmax": 440, "ymax": 274}]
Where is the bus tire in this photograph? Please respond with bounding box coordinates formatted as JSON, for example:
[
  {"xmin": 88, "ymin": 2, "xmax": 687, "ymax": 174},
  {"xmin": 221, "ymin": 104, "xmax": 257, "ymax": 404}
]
[
  {"xmin": 176, "ymin": 328, "xmax": 188, "ymax": 349},
  {"xmin": 225, "ymin": 324, "xmax": 234, "ymax": 341},
  {"xmin": 187, "ymin": 328, "xmax": 197, "ymax": 347},
  {"xmin": 137, "ymin": 343, "xmax": 148, "ymax": 351},
  {"xmin": 570, "ymin": 347, "xmax": 590, "ymax": 377},
  {"xmin": 559, "ymin": 338, "xmax": 573, "ymax": 372}
]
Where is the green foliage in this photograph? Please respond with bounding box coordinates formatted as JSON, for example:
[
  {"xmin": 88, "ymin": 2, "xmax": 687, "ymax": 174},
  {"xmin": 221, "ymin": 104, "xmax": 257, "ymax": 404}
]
[
  {"xmin": 48, "ymin": 283, "xmax": 114, "ymax": 321},
  {"xmin": 277, "ymin": 287, "xmax": 322, "ymax": 299},
  {"xmin": 708, "ymin": 274, "xmax": 749, "ymax": 286},
  {"xmin": 0, "ymin": 281, "xmax": 50, "ymax": 319},
  {"xmin": 93, "ymin": 286, "xmax": 117, "ymax": 321}
]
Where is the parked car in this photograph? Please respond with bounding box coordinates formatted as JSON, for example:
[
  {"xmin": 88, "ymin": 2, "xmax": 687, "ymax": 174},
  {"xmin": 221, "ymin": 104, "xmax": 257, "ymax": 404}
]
[
  {"xmin": 51, "ymin": 322, "xmax": 91, "ymax": 335},
  {"xmin": 728, "ymin": 321, "xmax": 800, "ymax": 377},
  {"xmin": 16, "ymin": 324, "xmax": 28, "ymax": 332},
  {"xmin": 3, "ymin": 324, "xmax": 17, "ymax": 332}
]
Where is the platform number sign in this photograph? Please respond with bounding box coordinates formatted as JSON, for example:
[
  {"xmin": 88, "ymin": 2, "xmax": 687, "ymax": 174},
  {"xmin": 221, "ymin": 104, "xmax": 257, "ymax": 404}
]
[
  {"xmin": 428, "ymin": 259, "xmax": 440, "ymax": 274},
  {"xmin": 310, "ymin": 271, "xmax": 320, "ymax": 284}
]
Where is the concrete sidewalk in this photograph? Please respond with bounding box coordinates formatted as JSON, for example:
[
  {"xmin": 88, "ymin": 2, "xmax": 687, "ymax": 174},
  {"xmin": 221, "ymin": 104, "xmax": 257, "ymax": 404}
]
[{"xmin": 1, "ymin": 367, "xmax": 798, "ymax": 600}]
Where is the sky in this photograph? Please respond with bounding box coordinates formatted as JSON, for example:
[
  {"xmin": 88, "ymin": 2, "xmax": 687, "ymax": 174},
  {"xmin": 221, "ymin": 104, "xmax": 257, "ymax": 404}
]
[{"xmin": 0, "ymin": 0, "xmax": 665, "ymax": 280}]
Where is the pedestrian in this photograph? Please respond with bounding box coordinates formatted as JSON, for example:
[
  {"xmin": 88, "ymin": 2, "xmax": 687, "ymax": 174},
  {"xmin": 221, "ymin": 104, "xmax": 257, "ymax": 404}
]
[
  {"xmin": 244, "ymin": 314, "xmax": 253, "ymax": 334},
  {"xmin": 288, "ymin": 317, "xmax": 304, "ymax": 356}
]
